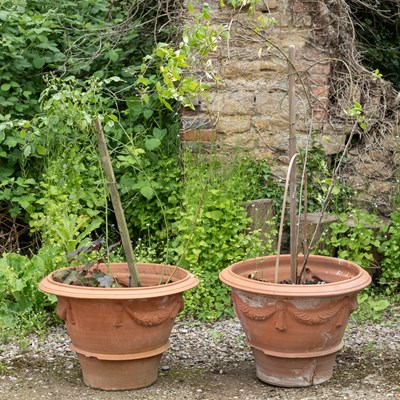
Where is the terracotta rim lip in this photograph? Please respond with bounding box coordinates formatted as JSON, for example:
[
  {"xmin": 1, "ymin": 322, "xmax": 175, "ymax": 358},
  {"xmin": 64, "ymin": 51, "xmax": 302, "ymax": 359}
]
[
  {"xmin": 39, "ymin": 262, "xmax": 199, "ymax": 299},
  {"xmin": 219, "ymin": 255, "xmax": 372, "ymax": 297}
]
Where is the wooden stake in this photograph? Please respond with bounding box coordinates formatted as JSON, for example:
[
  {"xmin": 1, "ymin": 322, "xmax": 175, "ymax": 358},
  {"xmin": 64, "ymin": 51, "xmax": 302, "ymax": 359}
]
[{"xmin": 93, "ymin": 117, "xmax": 141, "ymax": 287}]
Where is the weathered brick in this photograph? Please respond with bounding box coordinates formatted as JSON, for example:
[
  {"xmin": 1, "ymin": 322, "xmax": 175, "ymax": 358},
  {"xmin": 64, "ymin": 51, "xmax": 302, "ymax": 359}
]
[
  {"xmin": 256, "ymin": 0, "xmax": 278, "ymax": 11},
  {"xmin": 310, "ymin": 85, "xmax": 330, "ymax": 98},
  {"xmin": 181, "ymin": 115, "xmax": 214, "ymax": 130},
  {"xmin": 312, "ymin": 108, "xmax": 327, "ymax": 122},
  {"xmin": 255, "ymin": 90, "xmax": 288, "ymax": 115},
  {"xmin": 318, "ymin": 133, "xmax": 346, "ymax": 155},
  {"xmin": 216, "ymin": 115, "xmax": 252, "ymax": 133},
  {"xmin": 292, "ymin": 0, "xmax": 305, "ymax": 13},
  {"xmin": 180, "ymin": 129, "xmax": 217, "ymax": 142},
  {"xmin": 205, "ymin": 91, "xmax": 255, "ymax": 115}
]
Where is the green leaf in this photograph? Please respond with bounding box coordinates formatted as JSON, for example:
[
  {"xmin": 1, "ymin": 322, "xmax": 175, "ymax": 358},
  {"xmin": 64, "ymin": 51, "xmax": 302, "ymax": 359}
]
[
  {"xmin": 153, "ymin": 127, "xmax": 166, "ymax": 139},
  {"xmin": 108, "ymin": 114, "xmax": 118, "ymax": 122},
  {"xmin": 36, "ymin": 145, "xmax": 46, "ymax": 155},
  {"xmin": 205, "ymin": 210, "xmax": 224, "ymax": 221},
  {"xmin": 107, "ymin": 51, "xmax": 119, "ymax": 62},
  {"xmin": 23, "ymin": 145, "xmax": 31, "ymax": 157},
  {"xmin": 140, "ymin": 186, "xmax": 154, "ymax": 199},
  {"xmin": 371, "ymin": 299, "xmax": 390, "ymax": 312},
  {"xmin": 143, "ymin": 109, "xmax": 153, "ymax": 119},
  {"xmin": 4, "ymin": 136, "xmax": 19, "ymax": 148},
  {"xmin": 1, "ymin": 84, "xmax": 11, "ymax": 91},
  {"xmin": 142, "ymin": 93, "xmax": 150, "ymax": 104},
  {"xmin": 32, "ymin": 57, "xmax": 45, "ymax": 69},
  {"xmin": 0, "ymin": 11, "xmax": 9, "ymax": 21},
  {"xmin": 145, "ymin": 138, "xmax": 161, "ymax": 151},
  {"xmin": 159, "ymin": 96, "xmax": 174, "ymax": 111},
  {"xmin": 93, "ymin": 70, "xmax": 105, "ymax": 78}
]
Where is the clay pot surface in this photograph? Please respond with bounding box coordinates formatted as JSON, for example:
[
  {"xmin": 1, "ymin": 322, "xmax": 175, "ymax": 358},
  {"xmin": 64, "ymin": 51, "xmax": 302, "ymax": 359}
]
[
  {"xmin": 39, "ymin": 263, "xmax": 198, "ymax": 390},
  {"xmin": 219, "ymin": 255, "xmax": 371, "ymax": 387}
]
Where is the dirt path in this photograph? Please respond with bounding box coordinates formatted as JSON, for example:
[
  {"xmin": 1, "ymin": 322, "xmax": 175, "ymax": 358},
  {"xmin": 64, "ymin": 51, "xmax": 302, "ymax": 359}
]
[{"xmin": 1, "ymin": 319, "xmax": 399, "ymax": 400}]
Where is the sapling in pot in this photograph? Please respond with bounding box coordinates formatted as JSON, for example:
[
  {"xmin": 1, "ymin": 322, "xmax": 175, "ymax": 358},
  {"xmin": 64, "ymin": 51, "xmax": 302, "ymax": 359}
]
[
  {"xmin": 219, "ymin": 45, "xmax": 372, "ymax": 387},
  {"xmin": 39, "ymin": 117, "xmax": 199, "ymax": 390}
]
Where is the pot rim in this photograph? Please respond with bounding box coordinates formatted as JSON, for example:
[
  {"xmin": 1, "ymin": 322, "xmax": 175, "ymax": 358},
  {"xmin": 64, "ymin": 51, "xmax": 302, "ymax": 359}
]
[
  {"xmin": 39, "ymin": 262, "xmax": 199, "ymax": 299},
  {"xmin": 219, "ymin": 255, "xmax": 371, "ymax": 297}
]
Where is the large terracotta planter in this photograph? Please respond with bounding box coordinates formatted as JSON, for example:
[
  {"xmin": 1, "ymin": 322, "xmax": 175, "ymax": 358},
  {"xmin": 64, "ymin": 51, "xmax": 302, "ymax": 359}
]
[
  {"xmin": 219, "ymin": 255, "xmax": 371, "ymax": 387},
  {"xmin": 39, "ymin": 263, "xmax": 198, "ymax": 390}
]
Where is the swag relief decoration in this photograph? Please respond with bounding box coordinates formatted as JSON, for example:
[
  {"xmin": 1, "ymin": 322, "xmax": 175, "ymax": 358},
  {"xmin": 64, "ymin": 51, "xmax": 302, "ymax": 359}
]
[
  {"xmin": 113, "ymin": 296, "xmax": 184, "ymax": 328},
  {"xmin": 56, "ymin": 296, "xmax": 183, "ymax": 328},
  {"xmin": 232, "ymin": 292, "xmax": 358, "ymax": 332}
]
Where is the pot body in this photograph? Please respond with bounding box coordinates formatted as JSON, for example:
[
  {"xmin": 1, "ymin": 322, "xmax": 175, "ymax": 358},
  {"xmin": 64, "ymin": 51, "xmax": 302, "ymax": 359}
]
[
  {"xmin": 39, "ymin": 263, "xmax": 198, "ymax": 390},
  {"xmin": 219, "ymin": 255, "xmax": 371, "ymax": 387}
]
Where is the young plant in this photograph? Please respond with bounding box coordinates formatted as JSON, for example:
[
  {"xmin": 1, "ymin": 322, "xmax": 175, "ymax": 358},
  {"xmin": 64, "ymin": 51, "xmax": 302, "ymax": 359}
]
[{"xmin": 53, "ymin": 240, "xmax": 122, "ymax": 288}]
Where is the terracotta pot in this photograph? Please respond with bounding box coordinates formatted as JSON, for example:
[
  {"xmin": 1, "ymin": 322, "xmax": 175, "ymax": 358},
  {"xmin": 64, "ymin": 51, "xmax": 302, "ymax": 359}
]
[
  {"xmin": 219, "ymin": 255, "xmax": 371, "ymax": 387},
  {"xmin": 39, "ymin": 263, "xmax": 198, "ymax": 390}
]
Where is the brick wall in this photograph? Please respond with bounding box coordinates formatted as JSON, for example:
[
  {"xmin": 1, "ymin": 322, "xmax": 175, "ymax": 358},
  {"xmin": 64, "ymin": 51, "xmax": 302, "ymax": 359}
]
[
  {"xmin": 180, "ymin": 0, "xmax": 336, "ymax": 171},
  {"xmin": 180, "ymin": 0, "xmax": 399, "ymax": 212}
]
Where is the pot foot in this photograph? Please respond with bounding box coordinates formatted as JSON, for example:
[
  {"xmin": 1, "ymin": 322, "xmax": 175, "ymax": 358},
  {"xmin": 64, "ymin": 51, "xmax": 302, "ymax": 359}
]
[
  {"xmin": 77, "ymin": 353, "xmax": 163, "ymax": 390},
  {"xmin": 253, "ymin": 349, "xmax": 337, "ymax": 387}
]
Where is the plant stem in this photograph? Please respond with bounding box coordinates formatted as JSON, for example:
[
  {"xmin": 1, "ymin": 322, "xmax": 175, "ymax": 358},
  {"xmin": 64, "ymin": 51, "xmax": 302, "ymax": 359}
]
[
  {"xmin": 93, "ymin": 117, "xmax": 141, "ymax": 287},
  {"xmin": 298, "ymin": 120, "xmax": 360, "ymax": 282},
  {"xmin": 288, "ymin": 45, "xmax": 298, "ymax": 284},
  {"xmin": 275, "ymin": 153, "xmax": 299, "ymax": 283}
]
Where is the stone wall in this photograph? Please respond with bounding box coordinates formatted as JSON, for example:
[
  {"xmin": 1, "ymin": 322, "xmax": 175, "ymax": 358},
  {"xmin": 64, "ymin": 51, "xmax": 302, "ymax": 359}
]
[{"xmin": 180, "ymin": 0, "xmax": 399, "ymax": 213}]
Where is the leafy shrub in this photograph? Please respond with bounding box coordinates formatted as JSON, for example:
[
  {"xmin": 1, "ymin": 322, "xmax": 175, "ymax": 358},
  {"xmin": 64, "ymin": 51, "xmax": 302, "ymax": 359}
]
[
  {"xmin": 350, "ymin": 0, "xmax": 400, "ymax": 90},
  {"xmin": 0, "ymin": 245, "xmax": 63, "ymax": 338},
  {"xmin": 0, "ymin": 0, "xmax": 174, "ymax": 224},
  {"xmin": 353, "ymin": 290, "xmax": 390, "ymax": 321},
  {"xmin": 170, "ymin": 153, "xmax": 276, "ymax": 320},
  {"xmin": 379, "ymin": 208, "xmax": 400, "ymax": 293},
  {"xmin": 299, "ymin": 140, "xmax": 355, "ymax": 214},
  {"xmin": 318, "ymin": 211, "xmax": 384, "ymax": 270}
]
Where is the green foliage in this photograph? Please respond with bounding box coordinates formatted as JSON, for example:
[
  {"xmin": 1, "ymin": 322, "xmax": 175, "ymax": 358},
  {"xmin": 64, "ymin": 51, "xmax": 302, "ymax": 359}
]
[
  {"xmin": 0, "ymin": 0, "xmax": 174, "ymax": 223},
  {"xmin": 351, "ymin": 0, "xmax": 400, "ymax": 90},
  {"xmin": 119, "ymin": 152, "xmax": 183, "ymax": 243},
  {"xmin": 0, "ymin": 0, "xmax": 158, "ymax": 120},
  {"xmin": 136, "ymin": 3, "xmax": 224, "ymax": 110},
  {"xmin": 379, "ymin": 208, "xmax": 400, "ymax": 293},
  {"xmin": 219, "ymin": 0, "xmax": 261, "ymax": 11},
  {"xmin": 0, "ymin": 176, "xmax": 38, "ymax": 219},
  {"xmin": 25, "ymin": 77, "xmax": 108, "ymax": 249},
  {"xmin": 353, "ymin": 290, "xmax": 391, "ymax": 322},
  {"xmin": 319, "ymin": 211, "xmax": 384, "ymax": 269},
  {"xmin": 0, "ymin": 245, "xmax": 63, "ymax": 338},
  {"xmin": 344, "ymin": 101, "xmax": 367, "ymax": 130},
  {"xmin": 171, "ymin": 153, "xmax": 276, "ymax": 320},
  {"xmin": 244, "ymin": 159, "xmax": 284, "ymax": 213},
  {"xmin": 299, "ymin": 140, "xmax": 354, "ymax": 213},
  {"xmin": 0, "ymin": 1, "xmax": 64, "ymax": 119}
]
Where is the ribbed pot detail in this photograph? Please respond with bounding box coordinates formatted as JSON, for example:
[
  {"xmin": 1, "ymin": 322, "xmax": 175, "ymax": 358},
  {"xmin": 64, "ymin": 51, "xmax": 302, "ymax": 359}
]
[
  {"xmin": 219, "ymin": 255, "xmax": 371, "ymax": 387},
  {"xmin": 39, "ymin": 263, "xmax": 198, "ymax": 390}
]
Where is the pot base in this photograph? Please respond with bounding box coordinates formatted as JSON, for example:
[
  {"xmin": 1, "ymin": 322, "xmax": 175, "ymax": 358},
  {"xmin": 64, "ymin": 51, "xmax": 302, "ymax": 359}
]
[
  {"xmin": 77, "ymin": 353, "xmax": 163, "ymax": 391},
  {"xmin": 253, "ymin": 348, "xmax": 338, "ymax": 387}
]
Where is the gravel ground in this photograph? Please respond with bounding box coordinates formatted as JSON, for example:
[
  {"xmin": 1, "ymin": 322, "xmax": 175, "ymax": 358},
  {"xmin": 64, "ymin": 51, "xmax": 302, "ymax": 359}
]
[{"xmin": 0, "ymin": 315, "xmax": 399, "ymax": 400}]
